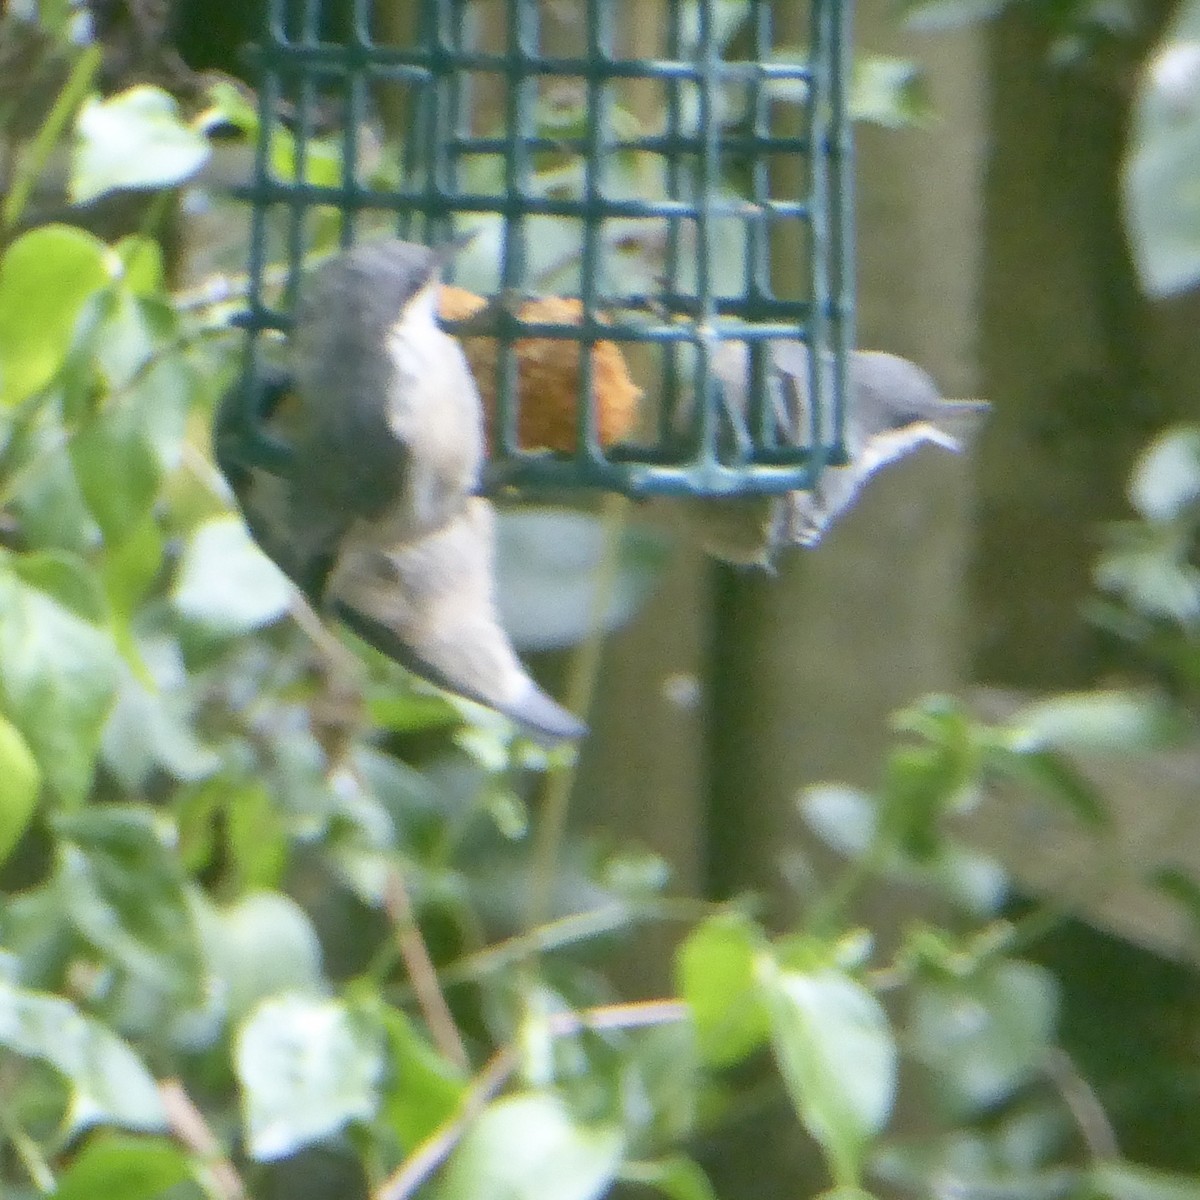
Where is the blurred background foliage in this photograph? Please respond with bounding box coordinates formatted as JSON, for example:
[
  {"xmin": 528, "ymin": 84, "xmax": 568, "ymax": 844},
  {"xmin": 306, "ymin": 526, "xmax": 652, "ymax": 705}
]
[{"xmin": 0, "ymin": 1, "xmax": 1198, "ymax": 1199}]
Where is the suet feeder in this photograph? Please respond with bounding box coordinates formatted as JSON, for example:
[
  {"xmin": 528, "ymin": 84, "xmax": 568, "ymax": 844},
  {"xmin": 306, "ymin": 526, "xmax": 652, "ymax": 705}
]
[{"xmin": 232, "ymin": 0, "xmax": 854, "ymax": 498}]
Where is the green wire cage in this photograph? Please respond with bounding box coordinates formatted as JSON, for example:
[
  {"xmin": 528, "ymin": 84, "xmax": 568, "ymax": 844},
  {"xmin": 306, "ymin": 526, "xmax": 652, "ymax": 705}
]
[{"xmin": 232, "ymin": 0, "xmax": 854, "ymax": 498}]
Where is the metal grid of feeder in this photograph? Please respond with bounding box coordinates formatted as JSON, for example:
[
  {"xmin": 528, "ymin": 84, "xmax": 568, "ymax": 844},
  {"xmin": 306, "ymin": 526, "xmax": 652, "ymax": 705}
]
[{"xmin": 232, "ymin": 0, "xmax": 854, "ymax": 497}]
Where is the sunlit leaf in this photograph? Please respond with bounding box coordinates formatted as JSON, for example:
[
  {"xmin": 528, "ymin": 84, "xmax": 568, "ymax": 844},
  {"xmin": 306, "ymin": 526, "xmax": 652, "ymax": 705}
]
[
  {"xmin": 52, "ymin": 1133, "xmax": 190, "ymax": 1200},
  {"xmin": 172, "ymin": 515, "xmax": 294, "ymax": 636},
  {"xmin": 71, "ymin": 401, "xmax": 161, "ymax": 545},
  {"xmin": 377, "ymin": 1004, "xmax": 466, "ymax": 1149},
  {"xmin": 675, "ymin": 913, "xmax": 769, "ymax": 1067},
  {"xmin": 760, "ymin": 963, "xmax": 896, "ymax": 1186},
  {"xmin": 1095, "ymin": 522, "xmax": 1200, "ymax": 625},
  {"xmin": 1003, "ymin": 689, "xmax": 1177, "ymax": 755},
  {"xmin": 434, "ymin": 1091, "xmax": 624, "ymax": 1200},
  {"xmin": 0, "ymin": 561, "xmax": 120, "ymax": 804},
  {"xmin": 1092, "ymin": 1160, "xmax": 1200, "ymax": 1200},
  {"xmin": 800, "ymin": 786, "xmax": 877, "ymax": 858},
  {"xmin": 1124, "ymin": 26, "xmax": 1200, "ymax": 296},
  {"xmin": 0, "ymin": 981, "xmax": 166, "ymax": 1134},
  {"xmin": 1128, "ymin": 425, "xmax": 1200, "ymax": 521},
  {"xmin": 204, "ymin": 892, "xmax": 325, "ymax": 1023},
  {"xmin": 907, "ymin": 960, "xmax": 1058, "ymax": 1113},
  {"xmin": 101, "ymin": 662, "xmax": 221, "ymax": 792},
  {"xmin": 0, "ymin": 714, "xmax": 40, "ymax": 866},
  {"xmin": 620, "ymin": 1156, "xmax": 717, "ymax": 1200},
  {"xmin": 53, "ymin": 807, "xmax": 200, "ymax": 994},
  {"xmin": 72, "ymin": 85, "xmax": 211, "ymax": 203},
  {"xmin": 0, "ymin": 225, "xmax": 110, "ymax": 407},
  {"xmin": 114, "ymin": 236, "xmax": 165, "ymax": 296},
  {"xmin": 237, "ymin": 993, "xmax": 384, "ymax": 1161}
]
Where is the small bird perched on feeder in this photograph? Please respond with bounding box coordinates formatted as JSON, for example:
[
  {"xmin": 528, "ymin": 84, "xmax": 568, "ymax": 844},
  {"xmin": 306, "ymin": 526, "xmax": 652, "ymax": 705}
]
[
  {"xmin": 677, "ymin": 339, "xmax": 990, "ymax": 568},
  {"xmin": 214, "ymin": 238, "xmax": 587, "ymax": 745}
]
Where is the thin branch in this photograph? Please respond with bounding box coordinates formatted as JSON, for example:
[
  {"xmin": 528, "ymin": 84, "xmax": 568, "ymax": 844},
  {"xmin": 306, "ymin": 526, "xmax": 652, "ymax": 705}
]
[
  {"xmin": 526, "ymin": 493, "xmax": 630, "ymax": 933},
  {"xmin": 383, "ymin": 867, "xmax": 470, "ymax": 1073},
  {"xmin": 1043, "ymin": 1048, "xmax": 1120, "ymax": 1162},
  {"xmin": 431, "ymin": 898, "xmax": 719, "ymax": 990},
  {"xmin": 158, "ymin": 1078, "xmax": 246, "ymax": 1200},
  {"xmin": 375, "ymin": 1044, "xmax": 515, "ymax": 1200},
  {"xmin": 373, "ymin": 998, "xmax": 688, "ymax": 1200}
]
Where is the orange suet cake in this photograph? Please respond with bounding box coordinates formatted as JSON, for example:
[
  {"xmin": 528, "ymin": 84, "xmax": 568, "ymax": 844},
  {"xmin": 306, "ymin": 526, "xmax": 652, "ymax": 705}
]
[{"xmin": 439, "ymin": 285, "xmax": 641, "ymax": 454}]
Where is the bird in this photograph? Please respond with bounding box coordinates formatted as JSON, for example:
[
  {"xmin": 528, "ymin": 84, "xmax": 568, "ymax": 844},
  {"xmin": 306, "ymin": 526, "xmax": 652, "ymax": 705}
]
[
  {"xmin": 677, "ymin": 339, "xmax": 989, "ymax": 567},
  {"xmin": 214, "ymin": 237, "xmax": 586, "ymax": 746}
]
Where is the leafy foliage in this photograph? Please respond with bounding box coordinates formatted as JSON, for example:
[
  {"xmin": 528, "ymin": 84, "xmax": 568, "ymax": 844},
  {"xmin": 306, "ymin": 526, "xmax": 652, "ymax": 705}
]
[{"xmin": 0, "ymin": 5, "xmax": 1196, "ymax": 1200}]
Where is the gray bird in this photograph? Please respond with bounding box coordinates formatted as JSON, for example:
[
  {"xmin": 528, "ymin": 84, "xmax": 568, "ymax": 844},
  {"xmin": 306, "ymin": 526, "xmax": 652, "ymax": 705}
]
[
  {"xmin": 679, "ymin": 340, "xmax": 989, "ymax": 567},
  {"xmin": 285, "ymin": 239, "xmax": 486, "ymax": 596},
  {"xmin": 214, "ymin": 238, "xmax": 586, "ymax": 746}
]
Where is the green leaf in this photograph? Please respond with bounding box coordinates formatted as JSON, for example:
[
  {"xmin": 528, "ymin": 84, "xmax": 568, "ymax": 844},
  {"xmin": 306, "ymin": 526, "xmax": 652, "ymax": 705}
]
[
  {"xmin": 851, "ymin": 56, "xmax": 934, "ymax": 127},
  {"xmin": 0, "ymin": 225, "xmax": 111, "ymax": 407},
  {"xmin": 1152, "ymin": 867, "xmax": 1200, "ymax": 938},
  {"xmin": 759, "ymin": 963, "xmax": 896, "ymax": 1187},
  {"xmin": 101, "ymin": 515, "xmax": 165, "ymax": 620},
  {"xmin": 675, "ymin": 913, "xmax": 769, "ymax": 1067},
  {"xmin": 985, "ymin": 744, "xmax": 1109, "ymax": 827},
  {"xmin": 52, "ymin": 1133, "xmax": 190, "ymax": 1200},
  {"xmin": 800, "ymin": 786, "xmax": 877, "ymax": 858},
  {"xmin": 101, "ymin": 660, "xmax": 221, "ymax": 791},
  {"xmin": 1095, "ymin": 521, "xmax": 1200, "ymax": 625},
  {"xmin": 1002, "ymin": 689, "xmax": 1177, "ymax": 755},
  {"xmin": 378, "ymin": 1004, "xmax": 467, "ymax": 1149},
  {"xmin": 172, "ymin": 515, "xmax": 295, "ymax": 635},
  {"xmin": 494, "ymin": 508, "xmax": 670, "ymax": 651},
  {"xmin": 1092, "ymin": 1161, "xmax": 1200, "ymax": 1200},
  {"xmin": 237, "ymin": 994, "xmax": 385, "ymax": 1161},
  {"xmin": 204, "ymin": 892, "xmax": 325, "ymax": 1023},
  {"xmin": 0, "ymin": 713, "xmax": 40, "ymax": 866},
  {"xmin": 0, "ymin": 981, "xmax": 166, "ymax": 1134},
  {"xmin": 621, "ymin": 1157, "xmax": 717, "ymax": 1200},
  {"xmin": 434, "ymin": 1091, "xmax": 624, "ymax": 1200},
  {"xmin": 907, "ymin": 960, "xmax": 1058, "ymax": 1113},
  {"xmin": 0, "ymin": 560, "xmax": 120, "ymax": 804},
  {"xmin": 879, "ymin": 744, "xmax": 961, "ymax": 860},
  {"xmin": 7, "ymin": 417, "xmax": 99, "ymax": 553},
  {"xmin": 12, "ymin": 550, "xmax": 108, "ymax": 622},
  {"xmin": 1128, "ymin": 426, "xmax": 1200, "ymax": 521},
  {"xmin": 71, "ymin": 397, "xmax": 162, "ymax": 544},
  {"xmin": 71, "ymin": 85, "xmax": 211, "ymax": 203},
  {"xmin": 114, "ymin": 236, "xmax": 166, "ymax": 296},
  {"xmin": 1124, "ymin": 27, "xmax": 1200, "ymax": 296},
  {"xmin": 53, "ymin": 807, "xmax": 200, "ymax": 993}
]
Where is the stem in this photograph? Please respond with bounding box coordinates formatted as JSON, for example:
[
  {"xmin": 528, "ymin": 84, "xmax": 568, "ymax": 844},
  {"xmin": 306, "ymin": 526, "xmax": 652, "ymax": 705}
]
[
  {"xmin": 0, "ymin": 1104, "xmax": 54, "ymax": 1195},
  {"xmin": 525, "ymin": 493, "xmax": 630, "ymax": 932},
  {"xmin": 432, "ymin": 898, "xmax": 719, "ymax": 989},
  {"xmin": 373, "ymin": 999, "xmax": 687, "ymax": 1200},
  {"xmin": 2, "ymin": 45, "xmax": 103, "ymax": 232},
  {"xmin": 804, "ymin": 841, "xmax": 892, "ymax": 936},
  {"xmin": 1043, "ymin": 1048, "xmax": 1119, "ymax": 1162},
  {"xmin": 158, "ymin": 1078, "xmax": 246, "ymax": 1200},
  {"xmin": 383, "ymin": 867, "xmax": 470, "ymax": 1073}
]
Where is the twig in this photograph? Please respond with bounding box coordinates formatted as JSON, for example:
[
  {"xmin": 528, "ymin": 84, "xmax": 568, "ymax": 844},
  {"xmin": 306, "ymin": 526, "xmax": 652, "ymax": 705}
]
[
  {"xmin": 1043, "ymin": 1047, "xmax": 1119, "ymax": 1161},
  {"xmin": 429, "ymin": 898, "xmax": 719, "ymax": 990},
  {"xmin": 373, "ymin": 998, "xmax": 688, "ymax": 1200},
  {"xmin": 375, "ymin": 1044, "xmax": 516, "ymax": 1200},
  {"xmin": 158, "ymin": 1078, "xmax": 246, "ymax": 1200},
  {"xmin": 383, "ymin": 867, "xmax": 470, "ymax": 1073},
  {"xmin": 526, "ymin": 493, "xmax": 630, "ymax": 932}
]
